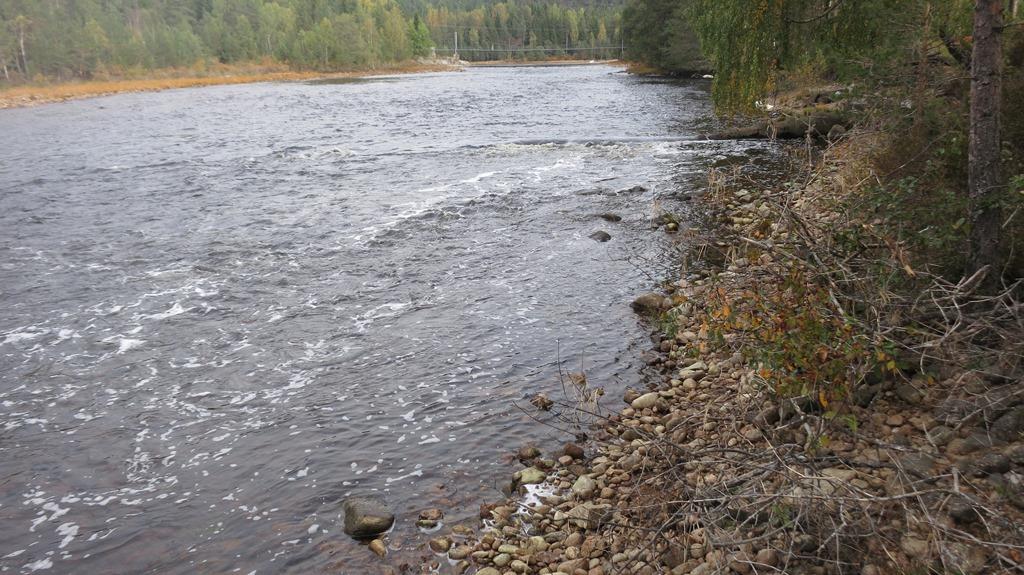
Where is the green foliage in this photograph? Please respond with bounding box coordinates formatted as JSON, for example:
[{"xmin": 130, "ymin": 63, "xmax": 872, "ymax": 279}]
[
  {"xmin": 409, "ymin": 14, "xmax": 434, "ymax": 57},
  {"xmin": 769, "ymin": 502, "xmax": 794, "ymax": 527},
  {"xmin": 658, "ymin": 308, "xmax": 680, "ymax": 341},
  {"xmin": 622, "ymin": 0, "xmax": 706, "ymax": 73},
  {"xmin": 702, "ymin": 269, "xmax": 875, "ymax": 406},
  {"xmin": 1012, "ymin": 175, "xmax": 1024, "ymax": 195}
]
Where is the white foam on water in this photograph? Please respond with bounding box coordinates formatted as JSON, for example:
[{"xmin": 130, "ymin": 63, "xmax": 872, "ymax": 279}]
[
  {"xmin": 56, "ymin": 523, "xmax": 78, "ymax": 548},
  {"xmin": 460, "ymin": 171, "xmax": 498, "ymax": 184},
  {"xmin": 2, "ymin": 329, "xmax": 48, "ymax": 345},
  {"xmin": 384, "ymin": 466, "xmax": 423, "ymax": 484},
  {"xmin": 352, "ymin": 302, "xmax": 411, "ymax": 331},
  {"xmin": 144, "ymin": 302, "xmax": 190, "ymax": 321},
  {"xmin": 23, "ymin": 558, "xmax": 53, "ymax": 572},
  {"xmin": 143, "ymin": 266, "xmax": 192, "ymax": 278},
  {"xmin": 113, "ymin": 338, "xmax": 145, "ymax": 354}
]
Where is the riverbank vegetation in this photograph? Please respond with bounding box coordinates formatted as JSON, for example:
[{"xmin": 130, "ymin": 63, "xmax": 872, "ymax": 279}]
[{"xmin": 0, "ymin": 0, "xmax": 623, "ymax": 88}]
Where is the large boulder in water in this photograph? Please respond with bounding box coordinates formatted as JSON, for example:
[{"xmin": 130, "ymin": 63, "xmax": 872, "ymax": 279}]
[
  {"xmin": 589, "ymin": 231, "xmax": 612, "ymax": 242},
  {"xmin": 342, "ymin": 497, "xmax": 395, "ymax": 539}
]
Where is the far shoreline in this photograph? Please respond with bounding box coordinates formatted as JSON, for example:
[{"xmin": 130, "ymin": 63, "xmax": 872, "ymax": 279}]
[
  {"xmin": 0, "ymin": 59, "xmax": 630, "ymax": 111},
  {"xmin": 0, "ymin": 61, "xmax": 461, "ymax": 111}
]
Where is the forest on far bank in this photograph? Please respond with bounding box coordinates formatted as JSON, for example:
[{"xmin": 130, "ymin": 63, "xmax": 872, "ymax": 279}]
[{"xmin": 0, "ymin": 0, "xmax": 623, "ymax": 83}]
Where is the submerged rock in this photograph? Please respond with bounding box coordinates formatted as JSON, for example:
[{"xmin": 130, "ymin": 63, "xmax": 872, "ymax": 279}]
[
  {"xmin": 598, "ymin": 213, "xmax": 622, "ymax": 222},
  {"xmin": 517, "ymin": 445, "xmax": 542, "ymax": 461},
  {"xmin": 368, "ymin": 538, "xmax": 387, "ymax": 557},
  {"xmin": 589, "ymin": 230, "xmax": 612, "ymax": 242},
  {"xmin": 342, "ymin": 497, "xmax": 395, "ymax": 539},
  {"xmin": 530, "ymin": 393, "xmax": 554, "ymax": 411},
  {"xmin": 428, "ymin": 536, "xmax": 452, "ymax": 553},
  {"xmin": 419, "ymin": 508, "xmax": 444, "ymax": 521}
]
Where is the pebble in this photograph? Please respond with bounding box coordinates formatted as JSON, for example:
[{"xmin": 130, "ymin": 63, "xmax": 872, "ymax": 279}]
[
  {"xmin": 572, "ymin": 475, "xmax": 597, "ymax": 499},
  {"xmin": 741, "ymin": 428, "xmax": 762, "ymax": 441},
  {"xmin": 900, "ymin": 535, "xmax": 929, "ymax": 558},
  {"xmin": 755, "ymin": 549, "xmax": 779, "ymax": 567},
  {"xmin": 564, "ymin": 443, "xmax": 585, "ymax": 459}
]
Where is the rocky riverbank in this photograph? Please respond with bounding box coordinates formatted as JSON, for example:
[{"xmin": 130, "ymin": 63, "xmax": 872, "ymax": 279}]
[{"xmin": 367, "ymin": 124, "xmax": 1024, "ymax": 574}]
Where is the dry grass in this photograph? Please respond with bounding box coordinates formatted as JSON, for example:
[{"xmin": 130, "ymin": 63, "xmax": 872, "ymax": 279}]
[
  {"xmin": 0, "ymin": 61, "xmax": 458, "ymax": 109},
  {"xmin": 624, "ymin": 61, "xmax": 665, "ymax": 76}
]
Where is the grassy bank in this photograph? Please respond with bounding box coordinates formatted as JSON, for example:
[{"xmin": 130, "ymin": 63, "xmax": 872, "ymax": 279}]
[{"xmin": 0, "ymin": 61, "xmax": 458, "ymax": 110}]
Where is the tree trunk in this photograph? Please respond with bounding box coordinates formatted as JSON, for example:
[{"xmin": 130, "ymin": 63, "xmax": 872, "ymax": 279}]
[
  {"xmin": 913, "ymin": 3, "xmax": 933, "ymax": 137},
  {"xmin": 18, "ymin": 25, "xmax": 28, "ymax": 76},
  {"xmin": 967, "ymin": 0, "xmax": 1005, "ymax": 287}
]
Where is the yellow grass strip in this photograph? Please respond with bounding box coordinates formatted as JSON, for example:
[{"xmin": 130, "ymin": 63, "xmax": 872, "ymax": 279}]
[{"xmin": 0, "ymin": 62, "xmax": 457, "ymax": 110}]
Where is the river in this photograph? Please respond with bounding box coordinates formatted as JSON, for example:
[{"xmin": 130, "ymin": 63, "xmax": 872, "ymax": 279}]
[{"xmin": 0, "ymin": 65, "xmax": 770, "ymax": 574}]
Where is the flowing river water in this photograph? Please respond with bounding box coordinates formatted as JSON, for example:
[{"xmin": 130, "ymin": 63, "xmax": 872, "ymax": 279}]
[{"xmin": 0, "ymin": 65, "xmax": 772, "ymax": 574}]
